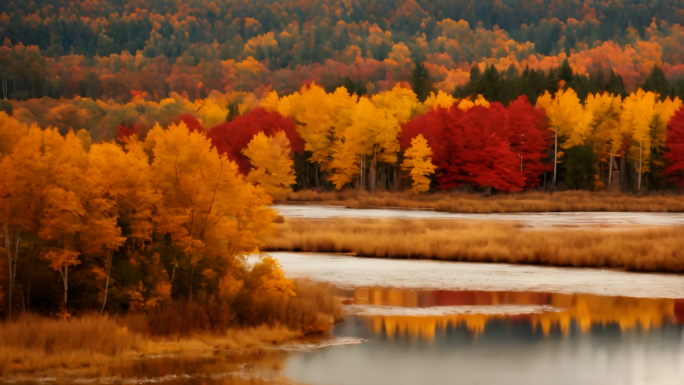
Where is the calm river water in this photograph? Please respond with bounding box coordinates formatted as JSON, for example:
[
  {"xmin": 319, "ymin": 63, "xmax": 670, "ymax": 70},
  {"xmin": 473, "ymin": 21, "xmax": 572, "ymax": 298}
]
[{"xmin": 284, "ymin": 287, "xmax": 684, "ymax": 385}]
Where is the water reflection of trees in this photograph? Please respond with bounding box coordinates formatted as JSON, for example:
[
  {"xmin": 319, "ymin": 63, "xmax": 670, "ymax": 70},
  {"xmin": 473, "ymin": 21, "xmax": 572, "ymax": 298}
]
[{"xmin": 349, "ymin": 288, "xmax": 684, "ymax": 340}]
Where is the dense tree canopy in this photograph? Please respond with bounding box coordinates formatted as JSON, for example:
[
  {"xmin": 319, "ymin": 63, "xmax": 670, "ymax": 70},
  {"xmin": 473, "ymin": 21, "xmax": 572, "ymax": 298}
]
[{"xmin": 4, "ymin": 0, "xmax": 684, "ymax": 103}]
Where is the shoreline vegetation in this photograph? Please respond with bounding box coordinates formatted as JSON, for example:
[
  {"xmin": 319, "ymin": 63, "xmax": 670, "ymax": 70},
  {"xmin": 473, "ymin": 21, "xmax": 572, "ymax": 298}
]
[
  {"xmin": 0, "ymin": 279, "xmax": 342, "ymax": 378},
  {"xmin": 283, "ymin": 190, "xmax": 684, "ymax": 213},
  {"xmin": 261, "ymin": 218, "xmax": 684, "ymax": 273}
]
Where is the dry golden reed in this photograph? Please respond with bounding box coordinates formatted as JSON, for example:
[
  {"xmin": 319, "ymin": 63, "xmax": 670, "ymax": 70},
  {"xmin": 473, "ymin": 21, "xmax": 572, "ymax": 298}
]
[
  {"xmin": 0, "ymin": 279, "xmax": 342, "ymax": 376},
  {"xmin": 0, "ymin": 313, "xmax": 297, "ymax": 375},
  {"xmin": 285, "ymin": 190, "xmax": 684, "ymax": 213},
  {"xmin": 262, "ymin": 218, "xmax": 684, "ymax": 272}
]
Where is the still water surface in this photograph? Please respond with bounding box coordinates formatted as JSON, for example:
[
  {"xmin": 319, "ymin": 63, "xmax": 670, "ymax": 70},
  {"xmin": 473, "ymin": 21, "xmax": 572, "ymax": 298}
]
[{"xmin": 283, "ymin": 288, "xmax": 684, "ymax": 385}]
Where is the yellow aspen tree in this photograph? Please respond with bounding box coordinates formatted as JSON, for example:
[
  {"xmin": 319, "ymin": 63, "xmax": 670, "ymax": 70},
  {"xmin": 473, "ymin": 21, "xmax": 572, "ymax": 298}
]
[
  {"xmin": 0, "ymin": 123, "xmax": 43, "ymax": 316},
  {"xmin": 653, "ymin": 96, "xmax": 682, "ymax": 150},
  {"xmin": 619, "ymin": 89, "xmax": 657, "ymax": 191},
  {"xmin": 328, "ymin": 138, "xmax": 361, "ymax": 189},
  {"xmin": 401, "ymin": 134, "xmax": 437, "ymax": 193},
  {"xmin": 40, "ymin": 186, "xmax": 85, "ymax": 305},
  {"xmin": 290, "ymin": 83, "xmax": 335, "ymax": 166},
  {"xmin": 536, "ymin": 89, "xmax": 592, "ymax": 183},
  {"xmin": 260, "ymin": 90, "xmax": 298, "ymax": 118},
  {"xmin": 44, "ymin": 249, "xmax": 81, "ymax": 306},
  {"xmin": 0, "ymin": 112, "xmax": 27, "ymax": 158},
  {"xmin": 119, "ymin": 137, "xmax": 162, "ymax": 246},
  {"xmin": 457, "ymin": 95, "xmax": 490, "ymax": 110},
  {"xmin": 298, "ymin": 86, "xmax": 356, "ymax": 172},
  {"xmin": 271, "ymin": 84, "xmax": 357, "ymax": 187},
  {"xmin": 145, "ymin": 121, "xmax": 274, "ymax": 301},
  {"xmin": 5, "ymin": 127, "xmax": 89, "ymax": 311},
  {"xmin": 371, "ymin": 84, "xmax": 419, "ymax": 124},
  {"xmin": 329, "ymin": 97, "xmax": 398, "ymax": 191},
  {"xmin": 423, "ymin": 91, "xmax": 457, "ymax": 110},
  {"xmin": 38, "ymin": 130, "xmax": 90, "ymax": 306},
  {"xmin": 370, "ymin": 85, "xmax": 420, "ymax": 192},
  {"xmin": 242, "ymin": 131, "xmax": 296, "ymax": 197},
  {"xmin": 81, "ymin": 142, "xmax": 129, "ymax": 313},
  {"xmin": 585, "ymin": 92, "xmax": 622, "ymax": 187},
  {"xmin": 194, "ymin": 98, "xmax": 229, "ymax": 128}
]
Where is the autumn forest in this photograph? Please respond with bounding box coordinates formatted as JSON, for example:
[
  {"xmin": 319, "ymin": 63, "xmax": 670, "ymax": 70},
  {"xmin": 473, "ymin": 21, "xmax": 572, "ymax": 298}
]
[{"xmin": 3, "ymin": 0, "xmax": 684, "ymax": 381}]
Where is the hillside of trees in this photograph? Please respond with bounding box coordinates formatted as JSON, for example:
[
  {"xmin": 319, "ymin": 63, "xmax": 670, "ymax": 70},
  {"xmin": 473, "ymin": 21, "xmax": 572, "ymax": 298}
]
[{"xmin": 5, "ymin": 0, "xmax": 684, "ymax": 102}]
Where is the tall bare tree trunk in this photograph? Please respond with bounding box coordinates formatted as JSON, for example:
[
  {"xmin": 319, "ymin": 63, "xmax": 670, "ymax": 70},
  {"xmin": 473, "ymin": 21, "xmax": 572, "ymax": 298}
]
[
  {"xmin": 62, "ymin": 266, "xmax": 68, "ymax": 305},
  {"xmin": 638, "ymin": 140, "xmax": 642, "ymax": 193},
  {"xmin": 553, "ymin": 126, "xmax": 558, "ymax": 184},
  {"xmin": 370, "ymin": 146, "xmax": 377, "ymax": 194},
  {"xmin": 620, "ymin": 156, "xmax": 626, "ymax": 191},
  {"xmin": 189, "ymin": 262, "xmax": 195, "ymax": 302},
  {"xmin": 4, "ymin": 227, "xmax": 20, "ymax": 317},
  {"xmin": 27, "ymin": 243, "xmax": 34, "ymax": 308},
  {"xmin": 101, "ymin": 249, "xmax": 114, "ymax": 315},
  {"xmin": 608, "ymin": 155, "xmax": 614, "ymax": 187},
  {"xmin": 315, "ymin": 162, "xmax": 320, "ymax": 188}
]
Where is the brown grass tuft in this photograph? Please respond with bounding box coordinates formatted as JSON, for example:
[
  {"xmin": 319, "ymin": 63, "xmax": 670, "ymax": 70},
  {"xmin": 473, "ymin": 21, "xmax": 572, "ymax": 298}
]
[
  {"xmin": 262, "ymin": 218, "xmax": 684, "ymax": 272},
  {"xmin": 143, "ymin": 279, "xmax": 343, "ymax": 337},
  {"xmin": 284, "ymin": 190, "xmax": 684, "ymax": 213},
  {"xmin": 0, "ymin": 279, "xmax": 342, "ymax": 376}
]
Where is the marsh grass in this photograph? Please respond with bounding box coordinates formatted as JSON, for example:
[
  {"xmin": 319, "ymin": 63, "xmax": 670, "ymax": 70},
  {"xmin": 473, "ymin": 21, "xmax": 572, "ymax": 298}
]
[
  {"xmin": 262, "ymin": 218, "xmax": 684, "ymax": 272},
  {"xmin": 0, "ymin": 279, "xmax": 341, "ymax": 376},
  {"xmin": 285, "ymin": 190, "xmax": 684, "ymax": 213}
]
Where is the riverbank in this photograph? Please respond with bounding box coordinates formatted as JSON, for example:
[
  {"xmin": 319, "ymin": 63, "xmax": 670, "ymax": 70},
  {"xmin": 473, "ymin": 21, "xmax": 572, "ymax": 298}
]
[
  {"xmin": 284, "ymin": 190, "xmax": 684, "ymax": 213},
  {"xmin": 0, "ymin": 279, "xmax": 341, "ymax": 378},
  {"xmin": 261, "ymin": 218, "xmax": 684, "ymax": 272}
]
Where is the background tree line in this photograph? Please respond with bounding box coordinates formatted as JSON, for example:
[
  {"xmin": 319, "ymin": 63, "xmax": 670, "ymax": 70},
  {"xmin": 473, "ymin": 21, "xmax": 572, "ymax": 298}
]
[{"xmin": 5, "ymin": 1, "xmax": 684, "ymax": 101}]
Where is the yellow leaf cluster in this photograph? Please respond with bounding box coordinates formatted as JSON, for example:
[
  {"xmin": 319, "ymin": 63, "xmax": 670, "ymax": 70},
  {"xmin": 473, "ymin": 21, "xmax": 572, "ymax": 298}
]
[
  {"xmin": 537, "ymin": 88, "xmax": 592, "ymax": 148},
  {"xmin": 243, "ymin": 131, "xmax": 296, "ymax": 197},
  {"xmin": 401, "ymin": 134, "xmax": 437, "ymax": 193}
]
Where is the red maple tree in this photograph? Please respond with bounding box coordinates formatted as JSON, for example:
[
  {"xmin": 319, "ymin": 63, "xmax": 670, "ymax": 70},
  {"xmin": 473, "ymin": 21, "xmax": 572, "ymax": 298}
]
[
  {"xmin": 174, "ymin": 113, "xmax": 205, "ymax": 134},
  {"xmin": 207, "ymin": 108, "xmax": 304, "ymax": 175},
  {"xmin": 401, "ymin": 104, "xmax": 527, "ymax": 192},
  {"xmin": 116, "ymin": 122, "xmax": 145, "ymax": 143},
  {"xmin": 459, "ymin": 103, "xmax": 526, "ymax": 192},
  {"xmin": 664, "ymin": 106, "xmax": 684, "ymax": 187},
  {"xmin": 506, "ymin": 95, "xmax": 553, "ymax": 187}
]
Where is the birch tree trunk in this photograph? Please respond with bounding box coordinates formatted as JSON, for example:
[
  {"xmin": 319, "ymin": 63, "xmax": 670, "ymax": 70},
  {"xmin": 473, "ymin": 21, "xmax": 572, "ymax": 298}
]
[
  {"xmin": 553, "ymin": 126, "xmax": 558, "ymax": 184},
  {"xmin": 100, "ymin": 249, "xmax": 114, "ymax": 315},
  {"xmin": 620, "ymin": 156, "xmax": 626, "ymax": 191},
  {"xmin": 608, "ymin": 155, "xmax": 614, "ymax": 187},
  {"xmin": 369, "ymin": 146, "xmax": 377, "ymax": 194},
  {"xmin": 61, "ymin": 266, "xmax": 68, "ymax": 305},
  {"xmin": 4, "ymin": 227, "xmax": 20, "ymax": 317}
]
